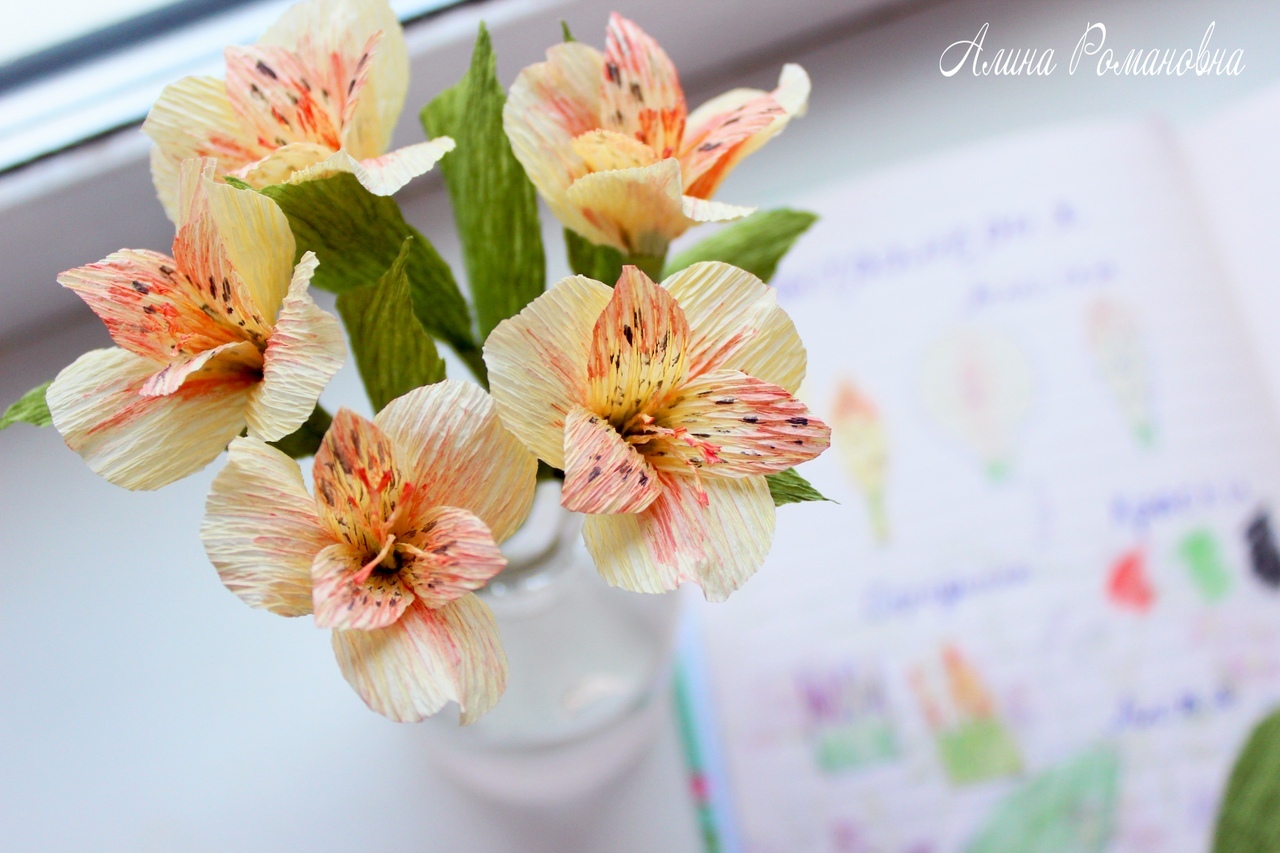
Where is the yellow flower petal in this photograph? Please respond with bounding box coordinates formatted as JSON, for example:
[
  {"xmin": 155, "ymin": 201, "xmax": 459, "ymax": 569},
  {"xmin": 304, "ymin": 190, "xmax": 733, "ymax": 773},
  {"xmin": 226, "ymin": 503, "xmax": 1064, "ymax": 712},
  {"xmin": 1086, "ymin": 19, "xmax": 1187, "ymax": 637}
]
[
  {"xmin": 57, "ymin": 248, "xmax": 244, "ymax": 362},
  {"xmin": 680, "ymin": 195, "xmax": 755, "ymax": 224},
  {"xmin": 373, "ymin": 380, "xmax": 536, "ymax": 543},
  {"xmin": 312, "ymin": 541, "xmax": 414, "ymax": 631},
  {"xmin": 661, "ymin": 261, "xmax": 807, "ymax": 393},
  {"xmin": 313, "ymin": 409, "xmax": 408, "ymax": 555},
  {"xmin": 202, "ymin": 166, "xmax": 298, "ymax": 321},
  {"xmin": 563, "ymin": 159, "xmax": 691, "ymax": 256},
  {"xmin": 331, "ymin": 595, "xmax": 506, "ymax": 723},
  {"xmin": 47, "ymin": 347, "xmax": 252, "ymax": 490},
  {"xmin": 571, "ymin": 129, "xmax": 659, "ymax": 172},
  {"xmin": 259, "ymin": 0, "xmax": 408, "ymax": 158},
  {"xmin": 244, "ymin": 252, "xmax": 346, "ymax": 442},
  {"xmin": 680, "ymin": 94, "xmax": 785, "ymax": 198},
  {"xmin": 583, "ymin": 472, "xmax": 775, "ymax": 602},
  {"xmin": 651, "ymin": 369, "xmax": 830, "ymax": 477},
  {"xmin": 139, "ymin": 340, "xmax": 261, "ymax": 398},
  {"xmin": 201, "ymin": 436, "xmax": 330, "ymax": 616},
  {"xmin": 232, "ymin": 142, "xmax": 332, "ymax": 189},
  {"xmin": 587, "ymin": 265, "xmax": 689, "ymax": 425},
  {"xmin": 561, "ymin": 405, "xmax": 660, "ymax": 514},
  {"xmin": 223, "ymin": 42, "xmax": 356, "ymax": 153},
  {"xmin": 600, "ymin": 14, "xmax": 687, "ymax": 159},
  {"xmin": 143, "ymin": 76, "xmax": 268, "ymax": 222},
  {"xmin": 399, "ymin": 506, "xmax": 507, "ymax": 609},
  {"xmin": 483, "ymin": 274, "xmax": 612, "ymax": 469},
  {"xmin": 681, "ymin": 64, "xmax": 810, "ymax": 198},
  {"xmin": 280, "ymin": 138, "xmax": 455, "ymax": 196},
  {"xmin": 173, "ymin": 159, "xmax": 275, "ymax": 341},
  {"xmin": 503, "ymin": 41, "xmax": 603, "ymax": 205}
]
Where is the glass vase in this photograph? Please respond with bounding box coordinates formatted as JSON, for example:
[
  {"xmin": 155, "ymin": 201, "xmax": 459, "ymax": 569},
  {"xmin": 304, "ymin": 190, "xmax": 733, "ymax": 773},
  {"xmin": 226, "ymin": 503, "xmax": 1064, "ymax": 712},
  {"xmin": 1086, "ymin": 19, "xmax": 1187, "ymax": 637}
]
[{"xmin": 417, "ymin": 482, "xmax": 683, "ymax": 803}]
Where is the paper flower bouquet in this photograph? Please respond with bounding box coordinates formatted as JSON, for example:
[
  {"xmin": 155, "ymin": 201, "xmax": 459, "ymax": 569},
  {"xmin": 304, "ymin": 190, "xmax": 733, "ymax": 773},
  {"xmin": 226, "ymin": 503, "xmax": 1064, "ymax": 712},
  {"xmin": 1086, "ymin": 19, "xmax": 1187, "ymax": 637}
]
[{"xmin": 2, "ymin": 0, "xmax": 831, "ymax": 725}]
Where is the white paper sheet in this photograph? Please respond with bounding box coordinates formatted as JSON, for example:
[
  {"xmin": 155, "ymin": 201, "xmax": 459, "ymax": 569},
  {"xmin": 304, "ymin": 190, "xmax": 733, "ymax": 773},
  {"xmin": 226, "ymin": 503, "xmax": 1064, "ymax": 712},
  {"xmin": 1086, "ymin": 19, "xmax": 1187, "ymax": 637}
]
[{"xmin": 692, "ymin": 118, "xmax": 1280, "ymax": 853}]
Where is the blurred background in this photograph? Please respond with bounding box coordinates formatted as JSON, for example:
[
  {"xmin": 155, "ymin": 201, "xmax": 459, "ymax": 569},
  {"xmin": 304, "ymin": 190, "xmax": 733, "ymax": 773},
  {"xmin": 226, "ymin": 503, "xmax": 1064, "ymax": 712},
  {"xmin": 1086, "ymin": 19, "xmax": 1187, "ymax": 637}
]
[{"xmin": 4, "ymin": 0, "xmax": 1280, "ymax": 851}]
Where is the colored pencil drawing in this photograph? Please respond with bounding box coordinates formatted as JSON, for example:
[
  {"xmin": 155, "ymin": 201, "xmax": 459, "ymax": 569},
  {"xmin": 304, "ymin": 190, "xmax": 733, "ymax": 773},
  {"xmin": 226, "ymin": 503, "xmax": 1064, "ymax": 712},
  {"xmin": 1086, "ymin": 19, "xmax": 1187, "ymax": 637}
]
[
  {"xmin": 1086, "ymin": 298, "xmax": 1156, "ymax": 447},
  {"xmin": 830, "ymin": 379, "xmax": 890, "ymax": 543},
  {"xmin": 1107, "ymin": 547, "xmax": 1157, "ymax": 612},
  {"xmin": 910, "ymin": 645, "xmax": 1021, "ymax": 785},
  {"xmin": 920, "ymin": 329, "xmax": 1033, "ymax": 481},
  {"xmin": 1178, "ymin": 528, "xmax": 1232, "ymax": 602},
  {"xmin": 1245, "ymin": 508, "xmax": 1280, "ymax": 589},
  {"xmin": 964, "ymin": 744, "xmax": 1120, "ymax": 853},
  {"xmin": 795, "ymin": 663, "xmax": 901, "ymax": 774}
]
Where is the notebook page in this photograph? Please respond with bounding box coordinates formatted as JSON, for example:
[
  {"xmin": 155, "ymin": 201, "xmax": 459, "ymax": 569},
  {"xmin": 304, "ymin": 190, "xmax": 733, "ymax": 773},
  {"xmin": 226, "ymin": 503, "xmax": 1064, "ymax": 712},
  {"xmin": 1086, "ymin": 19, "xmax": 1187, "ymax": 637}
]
[
  {"xmin": 692, "ymin": 120, "xmax": 1280, "ymax": 853},
  {"xmin": 1180, "ymin": 83, "xmax": 1280, "ymax": 412}
]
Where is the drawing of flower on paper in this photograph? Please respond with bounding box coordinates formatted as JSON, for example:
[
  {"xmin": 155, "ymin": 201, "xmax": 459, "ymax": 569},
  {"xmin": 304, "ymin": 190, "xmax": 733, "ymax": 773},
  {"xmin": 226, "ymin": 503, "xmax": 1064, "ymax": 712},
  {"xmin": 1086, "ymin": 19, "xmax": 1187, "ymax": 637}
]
[
  {"xmin": 920, "ymin": 328, "xmax": 1033, "ymax": 482},
  {"xmin": 1086, "ymin": 298, "xmax": 1156, "ymax": 447},
  {"xmin": 831, "ymin": 379, "xmax": 890, "ymax": 543}
]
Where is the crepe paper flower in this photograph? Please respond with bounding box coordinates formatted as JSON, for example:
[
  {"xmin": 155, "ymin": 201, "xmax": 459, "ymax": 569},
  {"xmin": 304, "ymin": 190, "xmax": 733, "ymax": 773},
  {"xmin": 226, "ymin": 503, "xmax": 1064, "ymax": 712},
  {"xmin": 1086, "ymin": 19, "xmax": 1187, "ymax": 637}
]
[
  {"xmin": 47, "ymin": 158, "xmax": 345, "ymax": 491},
  {"xmin": 201, "ymin": 380, "xmax": 537, "ymax": 723},
  {"xmin": 504, "ymin": 13, "xmax": 809, "ymax": 258},
  {"xmin": 143, "ymin": 0, "xmax": 453, "ymax": 222},
  {"xmin": 484, "ymin": 261, "xmax": 830, "ymax": 601}
]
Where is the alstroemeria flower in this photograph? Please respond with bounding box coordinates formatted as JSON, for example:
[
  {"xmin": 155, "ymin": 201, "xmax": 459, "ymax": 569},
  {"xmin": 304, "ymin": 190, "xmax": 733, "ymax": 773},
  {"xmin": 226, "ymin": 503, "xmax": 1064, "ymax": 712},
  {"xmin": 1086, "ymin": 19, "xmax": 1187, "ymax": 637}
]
[
  {"xmin": 201, "ymin": 381, "xmax": 537, "ymax": 723},
  {"xmin": 484, "ymin": 262, "xmax": 830, "ymax": 601},
  {"xmin": 47, "ymin": 158, "xmax": 344, "ymax": 490},
  {"xmin": 503, "ymin": 14, "xmax": 809, "ymax": 257},
  {"xmin": 143, "ymin": 0, "xmax": 452, "ymax": 221}
]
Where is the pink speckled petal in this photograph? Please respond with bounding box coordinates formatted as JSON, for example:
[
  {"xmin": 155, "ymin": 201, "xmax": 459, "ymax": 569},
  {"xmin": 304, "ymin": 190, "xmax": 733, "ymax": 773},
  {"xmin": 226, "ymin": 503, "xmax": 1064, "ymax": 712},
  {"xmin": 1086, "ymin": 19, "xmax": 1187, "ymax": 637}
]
[
  {"xmin": 201, "ymin": 436, "xmax": 330, "ymax": 616},
  {"xmin": 331, "ymin": 595, "xmax": 506, "ymax": 723},
  {"xmin": 561, "ymin": 405, "xmax": 660, "ymax": 515},
  {"xmin": 483, "ymin": 274, "xmax": 613, "ymax": 469},
  {"xmin": 582, "ymin": 471, "xmax": 775, "ymax": 602}
]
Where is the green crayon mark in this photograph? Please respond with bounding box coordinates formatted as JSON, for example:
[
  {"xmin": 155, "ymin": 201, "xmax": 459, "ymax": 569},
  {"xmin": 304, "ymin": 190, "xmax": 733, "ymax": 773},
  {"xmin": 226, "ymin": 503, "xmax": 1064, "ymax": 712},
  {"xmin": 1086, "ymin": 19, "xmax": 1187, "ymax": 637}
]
[
  {"xmin": 1180, "ymin": 528, "xmax": 1231, "ymax": 602},
  {"xmin": 965, "ymin": 744, "xmax": 1119, "ymax": 853},
  {"xmin": 937, "ymin": 718, "xmax": 1021, "ymax": 786}
]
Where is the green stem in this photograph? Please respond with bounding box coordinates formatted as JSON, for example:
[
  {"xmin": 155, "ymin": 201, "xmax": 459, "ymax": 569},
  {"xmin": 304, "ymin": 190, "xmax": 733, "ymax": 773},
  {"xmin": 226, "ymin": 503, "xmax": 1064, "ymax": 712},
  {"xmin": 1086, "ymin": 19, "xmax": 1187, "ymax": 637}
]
[{"xmin": 621, "ymin": 251, "xmax": 667, "ymax": 281}]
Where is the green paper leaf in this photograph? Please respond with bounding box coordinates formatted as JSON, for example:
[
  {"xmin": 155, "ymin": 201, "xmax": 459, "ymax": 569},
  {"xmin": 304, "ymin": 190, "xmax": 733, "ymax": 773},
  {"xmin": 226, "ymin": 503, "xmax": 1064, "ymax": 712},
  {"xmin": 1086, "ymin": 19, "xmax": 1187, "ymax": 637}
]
[
  {"xmin": 1, "ymin": 381, "xmax": 53, "ymax": 430},
  {"xmin": 565, "ymin": 228, "xmax": 624, "ymax": 284},
  {"xmin": 269, "ymin": 405, "xmax": 332, "ymax": 460},
  {"xmin": 421, "ymin": 23, "xmax": 545, "ymax": 342},
  {"xmin": 337, "ymin": 236, "xmax": 446, "ymax": 413},
  {"xmin": 260, "ymin": 173, "xmax": 481, "ymax": 373},
  {"xmin": 1213, "ymin": 706, "xmax": 1280, "ymax": 853},
  {"xmin": 765, "ymin": 467, "xmax": 831, "ymax": 507},
  {"xmin": 664, "ymin": 209, "xmax": 818, "ymax": 282}
]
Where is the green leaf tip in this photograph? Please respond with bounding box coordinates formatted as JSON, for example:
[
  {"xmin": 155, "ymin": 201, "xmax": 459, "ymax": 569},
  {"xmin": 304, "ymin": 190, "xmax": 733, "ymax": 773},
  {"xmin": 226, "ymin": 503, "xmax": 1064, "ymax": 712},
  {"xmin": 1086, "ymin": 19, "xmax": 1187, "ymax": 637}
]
[
  {"xmin": 1213, "ymin": 706, "xmax": 1280, "ymax": 853},
  {"xmin": 422, "ymin": 18, "xmax": 545, "ymax": 343},
  {"xmin": 0, "ymin": 381, "xmax": 53, "ymax": 430},
  {"xmin": 561, "ymin": 20, "xmax": 575, "ymax": 42},
  {"xmin": 765, "ymin": 468, "xmax": 831, "ymax": 507},
  {"xmin": 222, "ymin": 175, "xmax": 253, "ymax": 191},
  {"xmin": 269, "ymin": 405, "xmax": 333, "ymax": 459},
  {"xmin": 664, "ymin": 208, "xmax": 819, "ymax": 283},
  {"xmin": 337, "ymin": 236, "xmax": 447, "ymax": 413}
]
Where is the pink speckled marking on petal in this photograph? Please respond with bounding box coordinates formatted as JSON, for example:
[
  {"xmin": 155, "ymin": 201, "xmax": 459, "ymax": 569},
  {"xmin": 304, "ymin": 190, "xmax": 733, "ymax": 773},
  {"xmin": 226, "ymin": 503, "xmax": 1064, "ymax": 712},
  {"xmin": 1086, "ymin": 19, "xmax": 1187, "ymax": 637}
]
[
  {"xmin": 561, "ymin": 405, "xmax": 660, "ymax": 514},
  {"xmin": 650, "ymin": 369, "xmax": 830, "ymax": 477},
  {"xmin": 600, "ymin": 14, "xmax": 687, "ymax": 159},
  {"xmin": 587, "ymin": 265, "xmax": 690, "ymax": 425}
]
